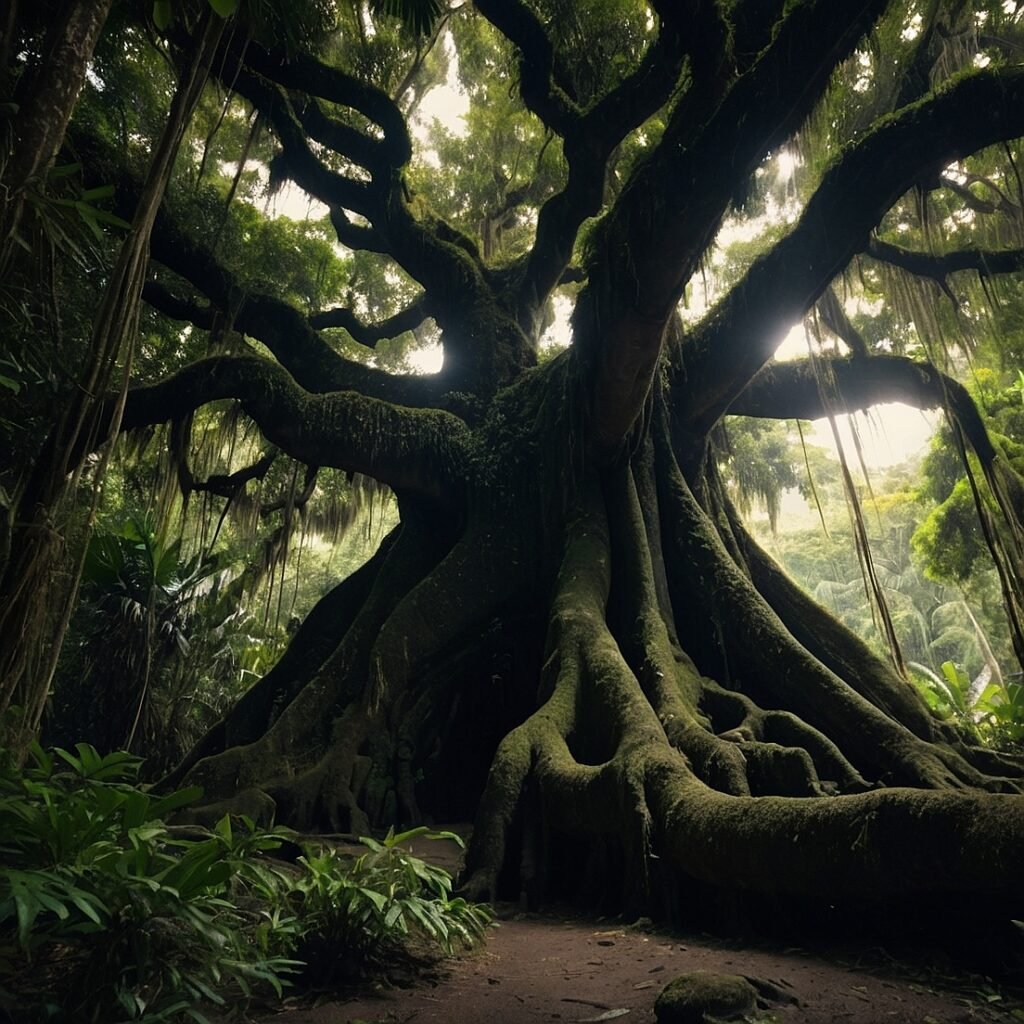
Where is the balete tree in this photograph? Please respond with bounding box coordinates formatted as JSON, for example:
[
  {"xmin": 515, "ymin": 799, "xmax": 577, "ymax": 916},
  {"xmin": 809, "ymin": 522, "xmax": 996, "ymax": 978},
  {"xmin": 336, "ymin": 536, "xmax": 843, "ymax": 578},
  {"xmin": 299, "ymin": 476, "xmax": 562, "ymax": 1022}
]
[{"xmin": 3, "ymin": 0, "xmax": 1024, "ymax": 928}]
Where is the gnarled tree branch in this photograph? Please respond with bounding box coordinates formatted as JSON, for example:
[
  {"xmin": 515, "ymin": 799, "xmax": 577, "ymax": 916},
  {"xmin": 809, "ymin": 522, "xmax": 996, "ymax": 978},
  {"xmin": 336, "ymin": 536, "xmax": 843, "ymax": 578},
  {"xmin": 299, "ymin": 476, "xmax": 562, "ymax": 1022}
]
[
  {"xmin": 309, "ymin": 294, "xmax": 429, "ymax": 347},
  {"xmin": 115, "ymin": 355, "xmax": 470, "ymax": 503},
  {"xmin": 866, "ymin": 237, "xmax": 1024, "ymax": 281},
  {"xmin": 576, "ymin": 0, "xmax": 891, "ymax": 455},
  {"xmin": 729, "ymin": 354, "xmax": 997, "ymax": 465},
  {"xmin": 675, "ymin": 66, "xmax": 1024, "ymax": 436}
]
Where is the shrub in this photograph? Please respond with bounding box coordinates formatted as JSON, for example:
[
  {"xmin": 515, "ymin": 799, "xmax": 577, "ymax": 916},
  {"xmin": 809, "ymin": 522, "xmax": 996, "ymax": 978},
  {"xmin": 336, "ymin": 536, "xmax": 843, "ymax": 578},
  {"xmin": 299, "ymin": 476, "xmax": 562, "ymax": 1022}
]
[
  {"xmin": 294, "ymin": 826, "xmax": 493, "ymax": 981},
  {"xmin": 0, "ymin": 743, "xmax": 299, "ymax": 1022},
  {"xmin": 0, "ymin": 745, "xmax": 493, "ymax": 1020}
]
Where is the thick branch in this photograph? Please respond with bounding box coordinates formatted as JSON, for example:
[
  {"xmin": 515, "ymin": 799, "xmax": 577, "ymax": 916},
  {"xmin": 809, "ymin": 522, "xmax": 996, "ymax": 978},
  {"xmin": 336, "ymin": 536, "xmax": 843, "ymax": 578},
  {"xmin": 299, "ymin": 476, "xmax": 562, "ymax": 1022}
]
[
  {"xmin": 937, "ymin": 173, "xmax": 1021, "ymax": 218},
  {"xmin": 184, "ymin": 448, "xmax": 279, "ymax": 499},
  {"xmin": 227, "ymin": 67, "xmax": 378, "ymax": 217},
  {"xmin": 516, "ymin": 9, "xmax": 689, "ymax": 325},
  {"xmin": 309, "ymin": 294, "xmax": 429, "ymax": 347},
  {"xmin": 576, "ymin": 0, "xmax": 890, "ymax": 454},
  {"xmin": 677, "ymin": 66, "xmax": 1024, "ymax": 434},
  {"xmin": 472, "ymin": 0, "xmax": 579, "ymax": 135},
  {"xmin": 142, "ymin": 210, "xmax": 442, "ymax": 407},
  {"xmin": 866, "ymin": 237, "xmax": 1024, "ymax": 281},
  {"xmin": 142, "ymin": 281, "xmax": 215, "ymax": 331},
  {"xmin": 117, "ymin": 355, "xmax": 469, "ymax": 502},
  {"xmin": 72, "ymin": 125, "xmax": 439, "ymax": 406},
  {"xmin": 225, "ymin": 37, "xmax": 412, "ymax": 167},
  {"xmin": 730, "ymin": 355, "xmax": 997, "ymax": 465}
]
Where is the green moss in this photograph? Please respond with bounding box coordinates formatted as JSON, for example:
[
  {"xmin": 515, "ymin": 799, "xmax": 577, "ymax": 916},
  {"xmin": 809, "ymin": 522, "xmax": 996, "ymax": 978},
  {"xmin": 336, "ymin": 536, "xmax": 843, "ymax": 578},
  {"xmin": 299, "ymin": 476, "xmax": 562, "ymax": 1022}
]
[{"xmin": 654, "ymin": 972, "xmax": 758, "ymax": 1024}]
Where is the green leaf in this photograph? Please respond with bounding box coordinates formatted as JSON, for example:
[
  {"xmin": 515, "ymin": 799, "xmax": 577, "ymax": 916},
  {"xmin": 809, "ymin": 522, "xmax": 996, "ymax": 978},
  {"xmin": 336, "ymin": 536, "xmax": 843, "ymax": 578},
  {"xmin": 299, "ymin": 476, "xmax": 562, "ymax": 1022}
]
[
  {"xmin": 45, "ymin": 163, "xmax": 81, "ymax": 181},
  {"xmin": 80, "ymin": 184, "xmax": 115, "ymax": 202},
  {"xmin": 385, "ymin": 825, "xmax": 431, "ymax": 847},
  {"xmin": 371, "ymin": 0, "xmax": 442, "ymax": 36},
  {"xmin": 207, "ymin": 0, "xmax": 238, "ymax": 16},
  {"xmin": 153, "ymin": 0, "xmax": 172, "ymax": 31},
  {"xmin": 357, "ymin": 886, "xmax": 388, "ymax": 912},
  {"xmin": 149, "ymin": 785, "xmax": 203, "ymax": 819}
]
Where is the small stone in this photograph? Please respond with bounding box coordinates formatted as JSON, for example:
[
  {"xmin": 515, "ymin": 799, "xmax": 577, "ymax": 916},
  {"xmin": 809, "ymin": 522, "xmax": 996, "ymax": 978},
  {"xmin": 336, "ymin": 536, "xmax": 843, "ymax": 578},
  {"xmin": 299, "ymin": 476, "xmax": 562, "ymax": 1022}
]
[
  {"xmin": 654, "ymin": 972, "xmax": 758, "ymax": 1024},
  {"xmin": 597, "ymin": 939, "xmax": 616, "ymax": 947}
]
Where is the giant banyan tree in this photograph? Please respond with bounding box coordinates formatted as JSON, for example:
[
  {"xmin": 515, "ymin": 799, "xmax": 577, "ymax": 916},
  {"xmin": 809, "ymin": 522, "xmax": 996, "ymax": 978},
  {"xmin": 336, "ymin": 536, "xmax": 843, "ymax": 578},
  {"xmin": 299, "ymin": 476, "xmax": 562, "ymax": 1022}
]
[{"xmin": 3, "ymin": 0, "xmax": 1024, "ymax": 924}]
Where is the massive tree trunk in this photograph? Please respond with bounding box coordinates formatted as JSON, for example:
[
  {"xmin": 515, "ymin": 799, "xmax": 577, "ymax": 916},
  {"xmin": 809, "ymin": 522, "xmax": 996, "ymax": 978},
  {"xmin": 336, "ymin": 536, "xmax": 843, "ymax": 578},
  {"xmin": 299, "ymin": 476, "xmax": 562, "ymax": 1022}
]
[{"xmin": 165, "ymin": 354, "xmax": 1024, "ymax": 927}]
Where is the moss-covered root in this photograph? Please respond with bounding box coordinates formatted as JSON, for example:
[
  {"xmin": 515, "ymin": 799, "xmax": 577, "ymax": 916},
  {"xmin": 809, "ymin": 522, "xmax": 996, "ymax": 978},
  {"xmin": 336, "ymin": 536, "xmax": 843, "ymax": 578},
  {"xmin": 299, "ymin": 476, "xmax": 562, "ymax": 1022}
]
[
  {"xmin": 650, "ymin": 774, "xmax": 1024, "ymax": 903},
  {"xmin": 699, "ymin": 681, "xmax": 870, "ymax": 795},
  {"xmin": 160, "ymin": 531, "xmax": 395, "ymax": 792},
  {"xmin": 731, "ymin": 510, "xmax": 944, "ymax": 739},
  {"xmin": 603, "ymin": 462, "xmax": 751, "ymax": 796},
  {"xmin": 465, "ymin": 478, "xmax": 671, "ymax": 903},
  {"xmin": 728, "ymin": 487, "xmax": 1023, "ymax": 792},
  {"xmin": 181, "ymin": 512, "xmax": 450, "ymax": 822},
  {"xmin": 657, "ymin": 438, "xmax": 1008, "ymax": 792}
]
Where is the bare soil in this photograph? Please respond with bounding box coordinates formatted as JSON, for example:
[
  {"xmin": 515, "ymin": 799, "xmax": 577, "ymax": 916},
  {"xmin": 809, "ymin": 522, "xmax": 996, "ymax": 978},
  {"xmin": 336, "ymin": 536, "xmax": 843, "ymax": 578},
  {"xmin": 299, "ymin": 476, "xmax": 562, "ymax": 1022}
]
[{"xmin": 261, "ymin": 831, "xmax": 1024, "ymax": 1024}]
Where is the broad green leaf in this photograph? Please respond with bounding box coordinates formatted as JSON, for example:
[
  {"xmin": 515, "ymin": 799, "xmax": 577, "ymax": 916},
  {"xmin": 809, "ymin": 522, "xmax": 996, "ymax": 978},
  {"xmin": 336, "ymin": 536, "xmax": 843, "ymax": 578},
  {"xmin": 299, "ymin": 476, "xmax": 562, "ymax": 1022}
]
[{"xmin": 153, "ymin": 0, "xmax": 172, "ymax": 31}]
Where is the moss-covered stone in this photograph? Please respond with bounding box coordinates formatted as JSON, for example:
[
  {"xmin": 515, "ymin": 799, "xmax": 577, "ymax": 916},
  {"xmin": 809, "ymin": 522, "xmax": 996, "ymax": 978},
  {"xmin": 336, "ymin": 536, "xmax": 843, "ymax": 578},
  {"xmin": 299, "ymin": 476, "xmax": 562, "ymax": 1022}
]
[{"xmin": 654, "ymin": 972, "xmax": 758, "ymax": 1024}]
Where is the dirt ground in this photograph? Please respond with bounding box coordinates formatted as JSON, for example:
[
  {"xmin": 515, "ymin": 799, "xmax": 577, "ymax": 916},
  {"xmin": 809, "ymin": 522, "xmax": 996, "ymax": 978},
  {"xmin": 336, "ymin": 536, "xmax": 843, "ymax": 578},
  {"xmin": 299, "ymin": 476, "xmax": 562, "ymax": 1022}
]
[{"xmin": 262, "ymin": 831, "xmax": 1024, "ymax": 1024}]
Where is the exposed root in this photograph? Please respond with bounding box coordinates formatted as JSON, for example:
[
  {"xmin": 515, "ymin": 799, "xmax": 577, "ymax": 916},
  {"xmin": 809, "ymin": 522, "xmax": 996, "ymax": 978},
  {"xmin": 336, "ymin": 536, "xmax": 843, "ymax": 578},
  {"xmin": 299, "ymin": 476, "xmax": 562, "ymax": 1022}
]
[
  {"xmin": 700, "ymin": 681, "xmax": 870, "ymax": 794},
  {"xmin": 467, "ymin": 428, "xmax": 1024, "ymax": 913},
  {"xmin": 657, "ymin": 436, "xmax": 1015, "ymax": 792},
  {"xmin": 181, "ymin": 513, "xmax": 451, "ymax": 818},
  {"xmin": 161, "ymin": 531, "xmax": 396, "ymax": 790}
]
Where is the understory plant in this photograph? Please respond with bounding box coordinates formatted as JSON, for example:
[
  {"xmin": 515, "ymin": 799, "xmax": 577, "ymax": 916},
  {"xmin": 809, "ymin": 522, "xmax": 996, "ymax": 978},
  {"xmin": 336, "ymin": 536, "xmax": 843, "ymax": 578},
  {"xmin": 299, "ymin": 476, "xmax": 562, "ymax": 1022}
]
[
  {"xmin": 911, "ymin": 661, "xmax": 1024, "ymax": 748},
  {"xmin": 294, "ymin": 826, "xmax": 493, "ymax": 981},
  {"xmin": 0, "ymin": 744, "xmax": 491, "ymax": 1022}
]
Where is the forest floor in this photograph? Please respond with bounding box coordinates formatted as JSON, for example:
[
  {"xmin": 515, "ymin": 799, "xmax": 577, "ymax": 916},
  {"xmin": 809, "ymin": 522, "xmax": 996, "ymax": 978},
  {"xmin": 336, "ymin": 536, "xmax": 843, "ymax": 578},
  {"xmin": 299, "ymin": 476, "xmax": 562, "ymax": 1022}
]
[{"xmin": 258, "ymin": 831, "xmax": 1024, "ymax": 1024}]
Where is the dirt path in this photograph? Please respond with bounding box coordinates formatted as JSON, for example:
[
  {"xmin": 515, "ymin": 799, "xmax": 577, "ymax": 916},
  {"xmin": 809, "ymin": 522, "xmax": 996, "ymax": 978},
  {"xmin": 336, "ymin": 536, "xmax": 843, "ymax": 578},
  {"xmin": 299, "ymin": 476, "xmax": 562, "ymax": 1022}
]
[
  {"xmin": 266, "ymin": 909, "xmax": 1021, "ymax": 1024},
  {"xmin": 263, "ymin": 831, "xmax": 1022, "ymax": 1024}
]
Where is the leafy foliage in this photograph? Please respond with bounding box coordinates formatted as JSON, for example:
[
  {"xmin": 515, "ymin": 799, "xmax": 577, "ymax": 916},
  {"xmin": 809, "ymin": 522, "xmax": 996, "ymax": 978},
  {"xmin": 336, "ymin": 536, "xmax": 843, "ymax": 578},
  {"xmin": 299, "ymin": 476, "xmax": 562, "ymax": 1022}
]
[
  {"xmin": 49, "ymin": 517, "xmax": 224, "ymax": 768},
  {"xmin": 294, "ymin": 826, "xmax": 492, "ymax": 981},
  {"xmin": 912, "ymin": 660, "xmax": 1024, "ymax": 748},
  {"xmin": 0, "ymin": 743, "xmax": 298, "ymax": 1022},
  {"xmin": 0, "ymin": 744, "xmax": 493, "ymax": 1020}
]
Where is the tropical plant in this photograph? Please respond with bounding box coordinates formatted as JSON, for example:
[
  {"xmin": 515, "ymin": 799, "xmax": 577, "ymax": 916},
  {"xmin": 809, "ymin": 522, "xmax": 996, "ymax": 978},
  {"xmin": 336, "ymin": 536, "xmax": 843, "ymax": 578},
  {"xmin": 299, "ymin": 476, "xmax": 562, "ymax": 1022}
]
[
  {"xmin": 0, "ymin": 742, "xmax": 299, "ymax": 1022},
  {"xmin": 911, "ymin": 660, "xmax": 1024, "ymax": 749},
  {"xmin": 49, "ymin": 517, "xmax": 221, "ymax": 765},
  {"xmin": 0, "ymin": 742, "xmax": 494, "ymax": 1020},
  {"xmin": 293, "ymin": 826, "xmax": 493, "ymax": 980}
]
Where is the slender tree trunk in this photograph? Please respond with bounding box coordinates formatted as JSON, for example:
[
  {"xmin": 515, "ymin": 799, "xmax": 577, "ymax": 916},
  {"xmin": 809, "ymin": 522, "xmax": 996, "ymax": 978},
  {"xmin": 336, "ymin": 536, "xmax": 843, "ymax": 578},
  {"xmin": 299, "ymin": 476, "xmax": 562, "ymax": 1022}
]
[
  {"xmin": 0, "ymin": 12, "xmax": 226, "ymax": 754},
  {"xmin": 0, "ymin": 0, "xmax": 115, "ymax": 271}
]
